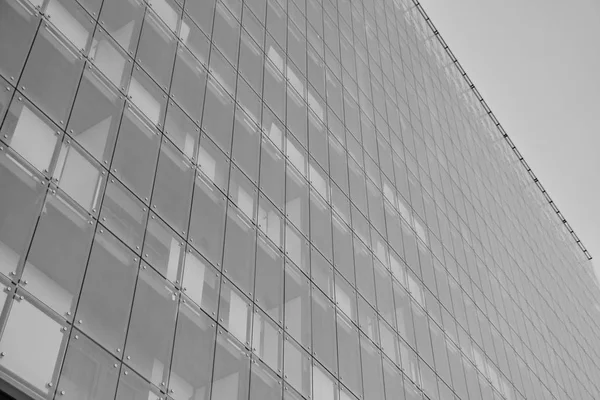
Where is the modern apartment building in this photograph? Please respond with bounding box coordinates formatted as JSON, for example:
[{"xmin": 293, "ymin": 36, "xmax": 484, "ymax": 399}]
[{"xmin": 0, "ymin": 0, "xmax": 598, "ymax": 399}]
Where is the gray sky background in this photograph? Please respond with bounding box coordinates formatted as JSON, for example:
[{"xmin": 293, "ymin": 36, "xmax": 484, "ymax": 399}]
[{"xmin": 419, "ymin": 0, "xmax": 600, "ymax": 276}]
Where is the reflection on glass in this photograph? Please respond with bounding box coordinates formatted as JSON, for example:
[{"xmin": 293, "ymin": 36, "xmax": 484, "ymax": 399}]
[
  {"xmin": 45, "ymin": 0, "xmax": 94, "ymax": 52},
  {"xmin": 89, "ymin": 27, "xmax": 133, "ymax": 90},
  {"xmin": 98, "ymin": 0, "xmax": 145, "ymax": 55}
]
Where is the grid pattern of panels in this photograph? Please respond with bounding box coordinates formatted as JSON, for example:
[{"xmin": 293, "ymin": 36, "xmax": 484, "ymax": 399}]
[{"xmin": 0, "ymin": 0, "xmax": 599, "ymax": 400}]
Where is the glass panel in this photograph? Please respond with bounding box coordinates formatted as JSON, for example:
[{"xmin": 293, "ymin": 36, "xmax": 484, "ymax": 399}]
[
  {"xmin": 310, "ymin": 191, "xmax": 333, "ymax": 263},
  {"xmin": 114, "ymin": 367, "xmax": 163, "ymax": 400},
  {"xmin": 89, "ymin": 27, "xmax": 133, "ymax": 90},
  {"xmin": 374, "ymin": 261, "xmax": 395, "ymax": 327},
  {"xmin": 67, "ymin": 67, "xmax": 124, "ymax": 165},
  {"xmin": 52, "ymin": 139, "xmax": 106, "ymax": 214},
  {"xmin": 229, "ymin": 164, "xmax": 258, "ymax": 222},
  {"xmin": 0, "ymin": 294, "xmax": 67, "ymax": 395},
  {"xmin": 285, "ymin": 223, "xmax": 309, "ymax": 275},
  {"xmin": 0, "ymin": 78, "xmax": 10, "ymax": 121},
  {"xmin": 189, "ymin": 177, "xmax": 227, "ymax": 267},
  {"xmin": 379, "ymin": 319, "xmax": 400, "ymax": 366},
  {"xmin": 0, "ymin": 0, "xmax": 39, "ymax": 82},
  {"xmin": 56, "ymin": 329, "xmax": 120, "ymax": 400},
  {"xmin": 75, "ymin": 229, "xmax": 138, "ymax": 356},
  {"xmin": 259, "ymin": 135, "xmax": 285, "ymax": 211},
  {"xmin": 328, "ymin": 136, "xmax": 348, "ymax": 196},
  {"xmin": 308, "ymin": 113, "xmax": 328, "ymax": 171},
  {"xmin": 182, "ymin": 247, "xmax": 220, "ymax": 318},
  {"xmin": 249, "ymin": 359, "xmax": 282, "ymax": 400},
  {"xmin": 202, "ymin": 77, "xmax": 235, "ymax": 156},
  {"xmin": 1, "ymin": 95, "xmax": 60, "ymax": 174},
  {"xmin": 127, "ymin": 67, "xmax": 167, "ymax": 127},
  {"xmin": 135, "ymin": 11, "xmax": 177, "ymax": 91},
  {"xmin": 99, "ymin": 177, "xmax": 148, "ymax": 253},
  {"xmin": 263, "ymin": 58, "xmax": 286, "ymax": 122},
  {"xmin": 124, "ymin": 264, "xmax": 178, "ymax": 387},
  {"xmin": 284, "ymin": 261, "xmax": 311, "ymax": 351},
  {"xmin": 255, "ymin": 234, "xmax": 284, "ymax": 324},
  {"xmin": 354, "ymin": 238, "xmax": 376, "ymax": 307},
  {"xmin": 360, "ymin": 335, "xmax": 385, "ymax": 400},
  {"xmin": 178, "ymin": 13, "xmax": 210, "ymax": 66},
  {"xmin": 0, "ymin": 149, "xmax": 46, "ymax": 278},
  {"xmin": 311, "ymin": 247, "xmax": 335, "ymax": 301},
  {"xmin": 258, "ymin": 194, "xmax": 283, "ymax": 248},
  {"xmin": 45, "ymin": 0, "xmax": 94, "ymax": 52},
  {"xmin": 336, "ymin": 313, "xmax": 362, "ymax": 398},
  {"xmin": 286, "ymin": 163, "xmax": 309, "ymax": 237},
  {"xmin": 222, "ymin": 205, "xmax": 257, "ymax": 297},
  {"xmin": 98, "ymin": 0, "xmax": 145, "ymax": 55},
  {"xmin": 333, "ymin": 271, "xmax": 357, "ymax": 323},
  {"xmin": 261, "ymin": 106, "xmax": 284, "ymax": 151},
  {"xmin": 111, "ymin": 108, "xmax": 161, "ymax": 202},
  {"xmin": 357, "ymin": 295, "xmax": 379, "ymax": 345},
  {"xmin": 170, "ymin": 44, "xmax": 207, "ymax": 124},
  {"xmin": 232, "ymin": 107, "xmax": 261, "ymax": 185},
  {"xmin": 168, "ymin": 301, "xmax": 216, "ymax": 400},
  {"xmin": 312, "ymin": 363, "xmax": 336, "ymax": 400},
  {"xmin": 252, "ymin": 309, "xmax": 283, "ymax": 374},
  {"xmin": 286, "ymin": 134, "xmax": 308, "ymax": 179},
  {"xmin": 148, "ymin": 0, "xmax": 180, "ymax": 32},
  {"xmin": 151, "ymin": 139, "xmax": 194, "ymax": 235},
  {"xmin": 209, "ymin": 46, "xmax": 237, "ymax": 97},
  {"xmin": 20, "ymin": 22, "xmax": 84, "ymax": 127},
  {"xmin": 185, "ymin": 0, "xmax": 216, "ymax": 37},
  {"xmin": 311, "ymin": 287, "xmax": 337, "ymax": 376},
  {"xmin": 21, "ymin": 192, "xmax": 94, "ymax": 318},
  {"xmin": 383, "ymin": 358, "xmax": 405, "ymax": 400},
  {"xmin": 239, "ymin": 31, "xmax": 264, "ymax": 95},
  {"xmin": 219, "ymin": 278, "xmax": 253, "ymax": 346},
  {"xmin": 197, "ymin": 134, "xmax": 230, "ymax": 193},
  {"xmin": 211, "ymin": 330, "xmax": 251, "ymax": 400},
  {"xmin": 164, "ymin": 100, "xmax": 199, "ymax": 160},
  {"xmin": 284, "ymin": 337, "xmax": 312, "ymax": 398},
  {"xmin": 212, "ymin": 3, "xmax": 240, "ymax": 66},
  {"xmin": 142, "ymin": 213, "xmax": 184, "ymax": 282},
  {"xmin": 332, "ymin": 214, "xmax": 354, "ymax": 285}
]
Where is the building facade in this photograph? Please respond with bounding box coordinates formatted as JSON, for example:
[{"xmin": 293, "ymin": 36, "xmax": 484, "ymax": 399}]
[{"xmin": 0, "ymin": 0, "xmax": 599, "ymax": 399}]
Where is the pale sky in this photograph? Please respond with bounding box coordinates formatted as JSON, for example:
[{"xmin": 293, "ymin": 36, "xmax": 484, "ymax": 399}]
[{"xmin": 419, "ymin": 0, "xmax": 600, "ymax": 274}]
